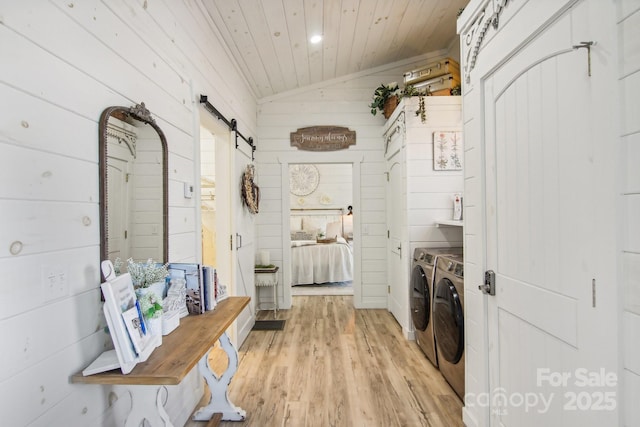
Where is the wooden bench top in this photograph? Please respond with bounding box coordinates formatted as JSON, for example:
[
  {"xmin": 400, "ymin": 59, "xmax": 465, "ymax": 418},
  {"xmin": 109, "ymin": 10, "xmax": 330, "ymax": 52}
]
[{"xmin": 71, "ymin": 296, "xmax": 250, "ymax": 386}]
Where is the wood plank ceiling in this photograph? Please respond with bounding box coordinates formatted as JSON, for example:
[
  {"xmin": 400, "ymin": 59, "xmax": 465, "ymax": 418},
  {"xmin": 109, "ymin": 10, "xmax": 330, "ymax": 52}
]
[{"xmin": 202, "ymin": 0, "xmax": 470, "ymax": 99}]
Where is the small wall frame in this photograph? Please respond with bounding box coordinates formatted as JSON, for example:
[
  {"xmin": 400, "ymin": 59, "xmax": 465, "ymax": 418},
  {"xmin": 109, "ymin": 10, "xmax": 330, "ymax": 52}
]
[{"xmin": 433, "ymin": 131, "xmax": 463, "ymax": 171}]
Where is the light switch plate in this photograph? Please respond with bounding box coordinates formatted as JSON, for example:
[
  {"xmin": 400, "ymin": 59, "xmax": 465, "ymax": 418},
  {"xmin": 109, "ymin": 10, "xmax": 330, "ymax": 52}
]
[{"xmin": 184, "ymin": 182, "xmax": 194, "ymax": 199}]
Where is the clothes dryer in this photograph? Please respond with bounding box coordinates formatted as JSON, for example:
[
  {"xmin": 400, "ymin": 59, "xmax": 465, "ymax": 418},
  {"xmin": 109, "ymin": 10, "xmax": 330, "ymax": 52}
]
[
  {"xmin": 410, "ymin": 247, "xmax": 462, "ymax": 367},
  {"xmin": 433, "ymin": 254, "xmax": 465, "ymax": 399}
]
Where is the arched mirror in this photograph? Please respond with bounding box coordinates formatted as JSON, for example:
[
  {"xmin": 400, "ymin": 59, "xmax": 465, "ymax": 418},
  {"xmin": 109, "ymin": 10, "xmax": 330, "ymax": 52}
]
[{"xmin": 99, "ymin": 102, "xmax": 168, "ymax": 277}]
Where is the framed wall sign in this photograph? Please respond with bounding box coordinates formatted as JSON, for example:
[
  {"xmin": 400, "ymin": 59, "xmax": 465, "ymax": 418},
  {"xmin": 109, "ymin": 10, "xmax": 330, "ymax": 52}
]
[{"xmin": 290, "ymin": 126, "xmax": 356, "ymax": 151}]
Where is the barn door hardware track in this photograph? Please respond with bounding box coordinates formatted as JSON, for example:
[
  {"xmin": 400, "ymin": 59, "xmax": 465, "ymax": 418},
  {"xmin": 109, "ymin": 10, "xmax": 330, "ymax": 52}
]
[{"xmin": 199, "ymin": 95, "xmax": 256, "ymax": 160}]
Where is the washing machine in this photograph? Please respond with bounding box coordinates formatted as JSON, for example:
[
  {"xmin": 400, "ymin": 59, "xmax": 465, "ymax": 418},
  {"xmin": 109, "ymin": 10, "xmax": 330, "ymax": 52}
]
[
  {"xmin": 410, "ymin": 247, "xmax": 462, "ymax": 367},
  {"xmin": 433, "ymin": 253, "xmax": 465, "ymax": 399}
]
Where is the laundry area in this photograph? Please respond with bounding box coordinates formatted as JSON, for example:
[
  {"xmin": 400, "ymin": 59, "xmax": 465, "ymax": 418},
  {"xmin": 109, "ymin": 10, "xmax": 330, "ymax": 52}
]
[{"xmin": 380, "ymin": 55, "xmax": 467, "ymax": 406}]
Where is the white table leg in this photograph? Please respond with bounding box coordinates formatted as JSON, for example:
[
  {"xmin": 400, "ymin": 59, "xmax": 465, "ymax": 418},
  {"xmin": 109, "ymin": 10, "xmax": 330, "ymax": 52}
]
[
  {"xmin": 124, "ymin": 385, "xmax": 174, "ymax": 427},
  {"xmin": 192, "ymin": 332, "xmax": 246, "ymax": 422}
]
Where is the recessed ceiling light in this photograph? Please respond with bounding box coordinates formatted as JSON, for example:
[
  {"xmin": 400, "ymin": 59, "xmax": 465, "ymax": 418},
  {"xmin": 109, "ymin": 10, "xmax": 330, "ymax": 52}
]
[{"xmin": 310, "ymin": 34, "xmax": 323, "ymax": 44}]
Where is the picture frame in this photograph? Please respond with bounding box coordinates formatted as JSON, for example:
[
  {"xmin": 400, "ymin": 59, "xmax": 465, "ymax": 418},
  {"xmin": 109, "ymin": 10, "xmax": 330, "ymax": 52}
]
[
  {"xmin": 433, "ymin": 131, "xmax": 463, "ymax": 171},
  {"xmin": 100, "ymin": 273, "xmax": 156, "ymax": 374}
]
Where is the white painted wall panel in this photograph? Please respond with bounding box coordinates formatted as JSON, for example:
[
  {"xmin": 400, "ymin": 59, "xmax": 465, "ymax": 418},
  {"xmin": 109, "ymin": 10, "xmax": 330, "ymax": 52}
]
[
  {"xmin": 619, "ymin": 8, "xmax": 640, "ymax": 77},
  {"xmin": 0, "ymin": 0, "xmax": 257, "ymax": 425},
  {"xmin": 0, "ymin": 201, "xmax": 98, "ymax": 256},
  {"xmin": 408, "ymin": 225, "xmax": 463, "ymax": 245},
  {"xmin": 0, "ymin": 292, "xmax": 105, "ymax": 382},
  {"xmin": 0, "ymin": 145, "xmax": 97, "ymax": 202},
  {"xmin": 0, "ymin": 247, "xmax": 100, "ymax": 320},
  {"xmin": 0, "ymin": 332, "xmax": 105, "ymax": 426},
  {"xmin": 624, "ymin": 369, "xmax": 640, "ymax": 425},
  {"xmin": 625, "ymin": 195, "xmax": 640, "ymax": 253},
  {"xmin": 620, "ymin": 2, "xmax": 640, "ymax": 422},
  {"xmin": 0, "ymin": 87, "xmax": 98, "ymax": 160},
  {"xmin": 618, "ymin": 0, "xmax": 640, "ymax": 426},
  {"xmin": 621, "ymin": 70, "xmax": 640, "ymax": 136},
  {"xmin": 624, "ymin": 311, "xmax": 640, "ymax": 375},
  {"xmin": 622, "ymin": 133, "xmax": 640, "ymax": 194},
  {"xmin": 623, "ymin": 252, "xmax": 640, "ymax": 316}
]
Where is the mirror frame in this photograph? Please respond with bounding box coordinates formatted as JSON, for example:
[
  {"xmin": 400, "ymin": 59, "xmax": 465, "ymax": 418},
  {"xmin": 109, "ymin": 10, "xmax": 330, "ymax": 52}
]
[{"xmin": 99, "ymin": 102, "xmax": 169, "ymax": 272}]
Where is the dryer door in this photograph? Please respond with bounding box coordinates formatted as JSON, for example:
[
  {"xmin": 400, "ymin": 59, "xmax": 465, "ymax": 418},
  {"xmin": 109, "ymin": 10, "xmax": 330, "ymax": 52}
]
[
  {"xmin": 410, "ymin": 265, "xmax": 429, "ymax": 331},
  {"xmin": 433, "ymin": 278, "xmax": 464, "ymax": 364}
]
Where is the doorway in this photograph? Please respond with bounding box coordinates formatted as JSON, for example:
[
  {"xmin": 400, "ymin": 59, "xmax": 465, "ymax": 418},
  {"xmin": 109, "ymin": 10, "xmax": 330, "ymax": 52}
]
[
  {"xmin": 199, "ymin": 112, "xmax": 256, "ymax": 345},
  {"xmin": 289, "ymin": 163, "xmax": 354, "ymax": 297},
  {"xmin": 280, "ymin": 154, "xmax": 363, "ymax": 309},
  {"xmin": 200, "ymin": 126, "xmax": 217, "ymax": 267}
]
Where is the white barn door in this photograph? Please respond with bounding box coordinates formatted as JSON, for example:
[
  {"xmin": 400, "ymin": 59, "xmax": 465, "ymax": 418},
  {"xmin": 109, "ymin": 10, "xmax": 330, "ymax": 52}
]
[
  {"xmin": 482, "ymin": 3, "xmax": 616, "ymax": 425},
  {"xmin": 233, "ymin": 140, "xmax": 256, "ymax": 345}
]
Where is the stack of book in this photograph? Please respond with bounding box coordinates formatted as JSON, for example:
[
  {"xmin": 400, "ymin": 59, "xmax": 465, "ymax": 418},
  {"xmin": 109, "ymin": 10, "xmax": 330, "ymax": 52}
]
[{"xmin": 167, "ymin": 263, "xmax": 220, "ymax": 314}]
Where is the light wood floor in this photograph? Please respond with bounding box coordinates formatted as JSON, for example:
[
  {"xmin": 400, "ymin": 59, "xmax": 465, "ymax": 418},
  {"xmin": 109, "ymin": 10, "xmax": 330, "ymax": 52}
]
[{"xmin": 187, "ymin": 296, "xmax": 463, "ymax": 427}]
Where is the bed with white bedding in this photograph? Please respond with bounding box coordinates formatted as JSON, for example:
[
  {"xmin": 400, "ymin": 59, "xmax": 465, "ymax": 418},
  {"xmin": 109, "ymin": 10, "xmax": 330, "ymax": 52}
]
[
  {"xmin": 289, "ymin": 210, "xmax": 354, "ymax": 286},
  {"xmin": 291, "ymin": 238, "xmax": 353, "ymax": 285}
]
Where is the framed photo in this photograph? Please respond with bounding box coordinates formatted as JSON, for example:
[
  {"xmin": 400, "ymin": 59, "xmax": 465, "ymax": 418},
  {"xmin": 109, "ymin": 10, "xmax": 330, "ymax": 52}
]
[
  {"xmin": 168, "ymin": 263, "xmax": 204, "ymax": 315},
  {"xmin": 433, "ymin": 131, "xmax": 463, "ymax": 171},
  {"xmin": 100, "ymin": 273, "xmax": 156, "ymax": 374}
]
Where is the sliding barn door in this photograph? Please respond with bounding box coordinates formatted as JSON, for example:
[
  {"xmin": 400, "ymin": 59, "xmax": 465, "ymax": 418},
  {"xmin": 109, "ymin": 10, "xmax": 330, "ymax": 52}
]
[{"xmin": 232, "ymin": 139, "xmax": 256, "ymax": 344}]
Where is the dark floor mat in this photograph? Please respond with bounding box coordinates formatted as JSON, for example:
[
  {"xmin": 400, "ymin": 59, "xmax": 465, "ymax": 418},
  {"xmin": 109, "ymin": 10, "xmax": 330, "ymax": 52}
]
[{"xmin": 252, "ymin": 320, "xmax": 286, "ymax": 331}]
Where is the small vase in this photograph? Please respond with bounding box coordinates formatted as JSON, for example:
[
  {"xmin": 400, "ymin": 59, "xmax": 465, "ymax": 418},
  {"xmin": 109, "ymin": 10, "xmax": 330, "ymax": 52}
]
[
  {"xmin": 146, "ymin": 315, "xmax": 163, "ymax": 347},
  {"xmin": 137, "ymin": 281, "xmax": 166, "ymax": 302},
  {"xmin": 383, "ymin": 95, "xmax": 399, "ymax": 119}
]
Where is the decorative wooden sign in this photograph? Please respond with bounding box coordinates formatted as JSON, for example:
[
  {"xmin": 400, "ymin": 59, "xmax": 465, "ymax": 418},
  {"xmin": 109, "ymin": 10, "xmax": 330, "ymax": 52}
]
[{"xmin": 290, "ymin": 126, "xmax": 356, "ymax": 151}]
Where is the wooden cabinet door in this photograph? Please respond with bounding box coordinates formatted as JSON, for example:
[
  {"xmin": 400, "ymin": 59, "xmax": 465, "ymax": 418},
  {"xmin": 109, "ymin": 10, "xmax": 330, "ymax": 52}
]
[{"xmin": 386, "ymin": 123, "xmax": 407, "ymax": 330}]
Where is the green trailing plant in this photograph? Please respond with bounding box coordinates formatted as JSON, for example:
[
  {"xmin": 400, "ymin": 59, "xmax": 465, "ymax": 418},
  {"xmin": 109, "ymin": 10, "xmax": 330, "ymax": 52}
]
[
  {"xmin": 255, "ymin": 264, "xmax": 276, "ymax": 269},
  {"xmin": 369, "ymin": 82, "xmax": 400, "ymax": 116},
  {"xmin": 401, "ymin": 83, "xmax": 430, "ymax": 123},
  {"xmin": 417, "ymin": 94, "xmax": 427, "ymax": 123},
  {"xmin": 401, "ymin": 84, "xmax": 420, "ymax": 98}
]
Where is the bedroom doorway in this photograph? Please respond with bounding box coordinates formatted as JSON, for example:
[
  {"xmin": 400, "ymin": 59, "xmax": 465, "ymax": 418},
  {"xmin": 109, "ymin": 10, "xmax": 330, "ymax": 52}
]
[{"xmin": 289, "ymin": 163, "xmax": 354, "ymax": 297}]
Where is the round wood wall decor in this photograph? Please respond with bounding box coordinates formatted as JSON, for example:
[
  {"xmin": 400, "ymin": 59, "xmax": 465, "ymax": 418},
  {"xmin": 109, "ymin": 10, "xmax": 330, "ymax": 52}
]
[{"xmin": 289, "ymin": 164, "xmax": 319, "ymax": 196}]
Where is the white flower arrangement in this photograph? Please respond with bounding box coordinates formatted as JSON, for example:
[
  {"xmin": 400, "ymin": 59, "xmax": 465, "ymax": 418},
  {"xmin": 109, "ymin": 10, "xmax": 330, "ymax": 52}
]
[{"xmin": 122, "ymin": 258, "xmax": 169, "ymax": 289}]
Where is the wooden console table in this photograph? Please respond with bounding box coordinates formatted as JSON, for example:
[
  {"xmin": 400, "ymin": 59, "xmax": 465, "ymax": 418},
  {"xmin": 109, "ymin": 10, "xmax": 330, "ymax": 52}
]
[{"xmin": 72, "ymin": 296, "xmax": 250, "ymax": 426}]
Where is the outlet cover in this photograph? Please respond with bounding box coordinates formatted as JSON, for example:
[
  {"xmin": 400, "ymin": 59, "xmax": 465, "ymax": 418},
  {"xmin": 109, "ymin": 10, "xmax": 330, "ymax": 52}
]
[{"xmin": 42, "ymin": 265, "xmax": 69, "ymax": 302}]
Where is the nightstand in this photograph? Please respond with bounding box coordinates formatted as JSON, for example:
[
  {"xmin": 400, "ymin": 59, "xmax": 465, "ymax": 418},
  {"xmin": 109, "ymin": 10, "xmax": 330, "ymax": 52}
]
[{"xmin": 254, "ymin": 266, "xmax": 279, "ymax": 318}]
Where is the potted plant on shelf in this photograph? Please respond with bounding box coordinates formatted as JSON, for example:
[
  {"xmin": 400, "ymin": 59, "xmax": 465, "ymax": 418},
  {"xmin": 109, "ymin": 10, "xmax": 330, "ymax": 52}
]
[
  {"xmin": 116, "ymin": 257, "xmax": 169, "ymax": 301},
  {"xmin": 401, "ymin": 83, "xmax": 431, "ymax": 123},
  {"xmin": 369, "ymin": 82, "xmax": 400, "ymax": 119}
]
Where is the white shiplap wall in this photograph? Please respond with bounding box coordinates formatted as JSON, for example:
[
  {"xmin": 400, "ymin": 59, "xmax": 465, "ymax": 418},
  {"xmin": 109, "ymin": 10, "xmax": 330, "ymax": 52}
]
[
  {"xmin": 255, "ymin": 50, "xmax": 460, "ymax": 310},
  {"xmin": 289, "ymin": 163, "xmax": 353, "ymax": 210},
  {"xmin": 0, "ymin": 1, "xmax": 256, "ymax": 425},
  {"xmin": 400, "ymin": 96, "xmax": 464, "ymax": 254},
  {"xmin": 619, "ymin": 2, "xmax": 640, "ymax": 425}
]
